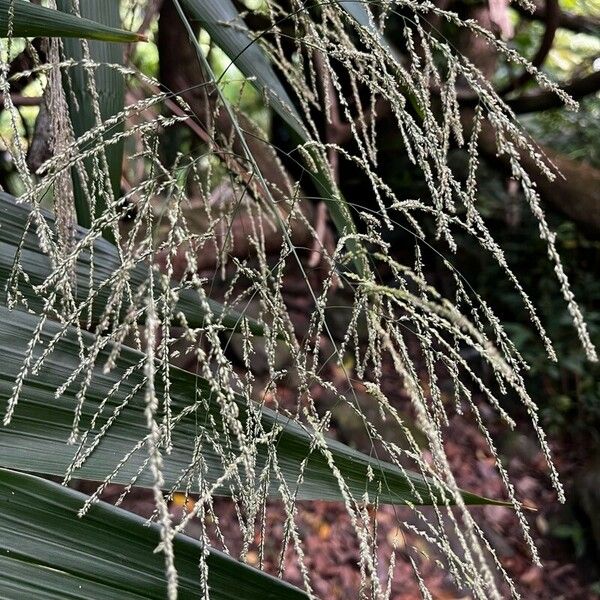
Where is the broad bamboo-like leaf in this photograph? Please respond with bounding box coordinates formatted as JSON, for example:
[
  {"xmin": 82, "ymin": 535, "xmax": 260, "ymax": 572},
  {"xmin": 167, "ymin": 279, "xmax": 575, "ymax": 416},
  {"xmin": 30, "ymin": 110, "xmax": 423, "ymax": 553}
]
[
  {"xmin": 0, "ymin": 0, "xmax": 143, "ymax": 42},
  {"xmin": 0, "ymin": 192, "xmax": 265, "ymax": 334},
  {"xmin": 176, "ymin": 0, "xmax": 366, "ymax": 274},
  {"xmin": 57, "ymin": 0, "xmax": 125, "ymax": 236},
  {"xmin": 0, "ymin": 305, "xmax": 503, "ymax": 506},
  {"xmin": 179, "ymin": 0, "xmax": 306, "ymax": 140},
  {"xmin": 0, "ymin": 468, "xmax": 308, "ymax": 600}
]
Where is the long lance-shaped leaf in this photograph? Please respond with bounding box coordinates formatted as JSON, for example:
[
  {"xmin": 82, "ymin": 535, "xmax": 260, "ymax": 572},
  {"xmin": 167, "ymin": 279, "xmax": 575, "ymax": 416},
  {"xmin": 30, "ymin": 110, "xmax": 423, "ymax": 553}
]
[
  {"xmin": 0, "ymin": 305, "xmax": 503, "ymax": 506},
  {"xmin": 0, "ymin": 192, "xmax": 265, "ymax": 334},
  {"xmin": 57, "ymin": 0, "xmax": 125, "ymax": 238},
  {"xmin": 177, "ymin": 0, "xmax": 366, "ymax": 275},
  {"xmin": 0, "ymin": 468, "xmax": 308, "ymax": 600},
  {"xmin": 0, "ymin": 0, "xmax": 144, "ymax": 42},
  {"xmin": 179, "ymin": 0, "xmax": 306, "ymax": 140}
]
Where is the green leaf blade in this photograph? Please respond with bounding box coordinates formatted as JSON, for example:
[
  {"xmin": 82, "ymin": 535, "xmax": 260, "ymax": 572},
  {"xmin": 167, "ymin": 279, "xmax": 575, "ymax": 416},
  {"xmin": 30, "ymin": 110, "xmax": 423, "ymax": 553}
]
[
  {"xmin": 0, "ymin": 0, "xmax": 143, "ymax": 43},
  {"xmin": 0, "ymin": 305, "xmax": 504, "ymax": 507},
  {"xmin": 179, "ymin": 0, "xmax": 306, "ymax": 140},
  {"xmin": 0, "ymin": 468, "xmax": 308, "ymax": 600},
  {"xmin": 0, "ymin": 192, "xmax": 265, "ymax": 334},
  {"xmin": 176, "ymin": 0, "xmax": 366, "ymax": 274},
  {"xmin": 56, "ymin": 0, "xmax": 126, "ymax": 233}
]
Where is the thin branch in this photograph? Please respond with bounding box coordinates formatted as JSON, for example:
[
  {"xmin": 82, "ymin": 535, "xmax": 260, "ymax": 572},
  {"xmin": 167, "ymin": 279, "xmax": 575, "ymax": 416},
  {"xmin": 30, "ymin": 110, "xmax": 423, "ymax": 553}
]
[
  {"xmin": 514, "ymin": 1, "xmax": 600, "ymax": 36},
  {"xmin": 472, "ymin": 110, "xmax": 600, "ymax": 232},
  {"xmin": 499, "ymin": 0, "xmax": 560, "ymax": 94},
  {"xmin": 508, "ymin": 68, "xmax": 600, "ymax": 113},
  {"xmin": 1, "ymin": 94, "xmax": 42, "ymax": 107}
]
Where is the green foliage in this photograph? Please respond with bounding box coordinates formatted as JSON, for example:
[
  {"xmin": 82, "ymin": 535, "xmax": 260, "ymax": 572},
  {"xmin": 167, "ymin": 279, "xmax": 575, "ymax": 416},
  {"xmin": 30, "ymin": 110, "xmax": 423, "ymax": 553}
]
[
  {"xmin": 499, "ymin": 228, "xmax": 600, "ymax": 438},
  {"xmin": 0, "ymin": 468, "xmax": 307, "ymax": 600},
  {"xmin": 0, "ymin": 0, "xmax": 143, "ymax": 42},
  {"xmin": 57, "ymin": 0, "xmax": 126, "ymax": 234},
  {"xmin": 0, "ymin": 192, "xmax": 265, "ymax": 333},
  {"xmin": 0, "ymin": 293, "xmax": 496, "ymax": 506},
  {"xmin": 522, "ymin": 97, "xmax": 600, "ymax": 167},
  {"xmin": 1, "ymin": 0, "xmax": 598, "ymax": 597}
]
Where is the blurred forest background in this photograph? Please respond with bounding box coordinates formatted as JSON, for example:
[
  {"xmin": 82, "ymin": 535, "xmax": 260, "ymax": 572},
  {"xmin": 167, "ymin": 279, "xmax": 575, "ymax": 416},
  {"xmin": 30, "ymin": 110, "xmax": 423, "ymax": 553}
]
[{"xmin": 1, "ymin": 0, "xmax": 600, "ymax": 597}]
